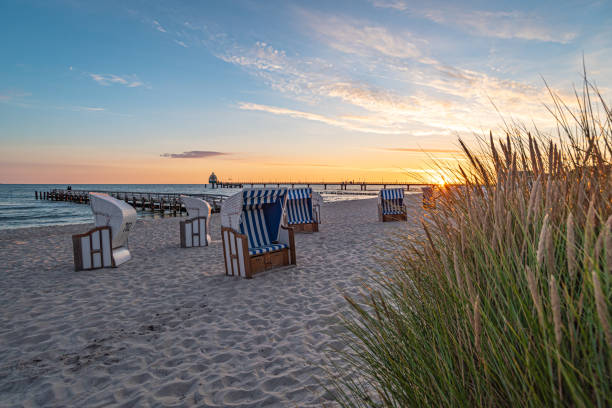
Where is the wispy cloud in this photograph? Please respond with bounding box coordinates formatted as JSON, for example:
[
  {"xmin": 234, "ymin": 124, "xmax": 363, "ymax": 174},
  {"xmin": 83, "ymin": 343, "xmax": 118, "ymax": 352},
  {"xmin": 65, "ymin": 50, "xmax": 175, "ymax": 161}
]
[
  {"xmin": 174, "ymin": 40, "xmax": 188, "ymax": 48},
  {"xmin": 383, "ymin": 147, "xmax": 462, "ymax": 153},
  {"xmin": 160, "ymin": 150, "xmax": 228, "ymax": 159},
  {"xmin": 239, "ymin": 102, "xmax": 408, "ymax": 134},
  {"xmin": 175, "ymin": 8, "xmax": 564, "ymax": 138},
  {"xmin": 302, "ymin": 12, "xmax": 421, "ymax": 59},
  {"xmin": 371, "ymin": 0, "xmax": 577, "ymax": 43},
  {"xmin": 90, "ymin": 73, "xmax": 145, "ymax": 88},
  {"xmin": 0, "ymin": 90, "xmax": 32, "ymax": 102},
  {"xmin": 152, "ymin": 20, "xmax": 167, "ymax": 33},
  {"xmin": 72, "ymin": 106, "xmax": 105, "ymax": 112}
]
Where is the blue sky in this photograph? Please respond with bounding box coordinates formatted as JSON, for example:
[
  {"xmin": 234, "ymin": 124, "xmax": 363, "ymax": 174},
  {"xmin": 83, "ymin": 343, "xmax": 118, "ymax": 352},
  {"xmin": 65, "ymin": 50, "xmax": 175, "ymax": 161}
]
[{"xmin": 1, "ymin": 0, "xmax": 611, "ymax": 183}]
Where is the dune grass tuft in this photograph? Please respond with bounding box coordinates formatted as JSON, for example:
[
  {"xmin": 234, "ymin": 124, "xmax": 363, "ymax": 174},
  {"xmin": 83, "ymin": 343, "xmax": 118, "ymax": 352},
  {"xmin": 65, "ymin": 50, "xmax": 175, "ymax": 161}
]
[{"xmin": 329, "ymin": 76, "xmax": 612, "ymax": 407}]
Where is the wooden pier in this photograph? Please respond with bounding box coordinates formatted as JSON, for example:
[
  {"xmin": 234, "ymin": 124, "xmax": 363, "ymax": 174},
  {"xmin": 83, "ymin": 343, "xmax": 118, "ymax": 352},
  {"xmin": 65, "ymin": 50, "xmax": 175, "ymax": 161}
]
[
  {"xmin": 211, "ymin": 181, "xmax": 435, "ymax": 190},
  {"xmin": 34, "ymin": 182, "xmax": 439, "ymax": 215},
  {"xmin": 35, "ymin": 189, "xmax": 228, "ymax": 215}
]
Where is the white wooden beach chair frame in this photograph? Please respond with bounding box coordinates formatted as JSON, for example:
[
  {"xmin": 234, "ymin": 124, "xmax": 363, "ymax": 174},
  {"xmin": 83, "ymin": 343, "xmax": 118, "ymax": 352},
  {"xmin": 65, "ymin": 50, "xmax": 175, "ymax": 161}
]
[
  {"xmin": 72, "ymin": 226, "xmax": 115, "ymax": 270},
  {"xmin": 180, "ymin": 216, "xmax": 210, "ymax": 247},
  {"xmin": 179, "ymin": 196, "xmax": 211, "ymax": 247},
  {"xmin": 72, "ymin": 193, "xmax": 136, "ymax": 271}
]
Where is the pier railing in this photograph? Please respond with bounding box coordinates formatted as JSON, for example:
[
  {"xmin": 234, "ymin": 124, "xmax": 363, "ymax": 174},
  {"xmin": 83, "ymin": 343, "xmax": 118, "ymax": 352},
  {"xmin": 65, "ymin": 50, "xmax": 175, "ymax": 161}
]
[
  {"xmin": 35, "ymin": 189, "xmax": 229, "ymax": 215},
  {"xmin": 210, "ymin": 181, "xmax": 436, "ymax": 190}
]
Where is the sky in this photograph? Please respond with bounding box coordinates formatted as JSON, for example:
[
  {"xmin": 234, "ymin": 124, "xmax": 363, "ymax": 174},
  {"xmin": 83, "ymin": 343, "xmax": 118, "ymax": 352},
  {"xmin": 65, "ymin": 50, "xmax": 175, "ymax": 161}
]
[{"xmin": 1, "ymin": 0, "xmax": 611, "ymax": 184}]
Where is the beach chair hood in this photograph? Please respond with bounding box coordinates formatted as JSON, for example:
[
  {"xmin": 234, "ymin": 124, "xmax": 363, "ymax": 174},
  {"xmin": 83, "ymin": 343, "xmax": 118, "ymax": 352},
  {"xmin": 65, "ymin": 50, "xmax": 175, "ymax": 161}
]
[
  {"xmin": 221, "ymin": 188, "xmax": 288, "ymax": 245},
  {"xmin": 89, "ymin": 192, "xmax": 137, "ymax": 249},
  {"xmin": 286, "ymin": 188, "xmax": 314, "ymax": 225},
  {"xmin": 378, "ymin": 188, "xmax": 405, "ymax": 215},
  {"xmin": 181, "ymin": 195, "xmax": 212, "ymax": 218}
]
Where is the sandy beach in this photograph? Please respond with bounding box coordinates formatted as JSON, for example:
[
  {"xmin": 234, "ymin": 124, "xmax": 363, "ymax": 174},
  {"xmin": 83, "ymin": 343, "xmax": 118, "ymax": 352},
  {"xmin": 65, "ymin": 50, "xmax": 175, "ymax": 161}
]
[{"xmin": 0, "ymin": 197, "xmax": 424, "ymax": 407}]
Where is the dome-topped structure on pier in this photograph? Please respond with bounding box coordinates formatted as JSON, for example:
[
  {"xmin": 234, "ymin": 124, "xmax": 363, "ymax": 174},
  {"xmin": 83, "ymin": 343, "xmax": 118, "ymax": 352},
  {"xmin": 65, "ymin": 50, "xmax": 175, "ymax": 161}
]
[{"xmin": 209, "ymin": 172, "xmax": 219, "ymax": 185}]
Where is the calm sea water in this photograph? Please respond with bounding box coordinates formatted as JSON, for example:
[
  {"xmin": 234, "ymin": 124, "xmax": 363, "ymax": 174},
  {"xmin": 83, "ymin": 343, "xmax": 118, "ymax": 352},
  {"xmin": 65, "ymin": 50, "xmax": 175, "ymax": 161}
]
[{"xmin": 0, "ymin": 184, "xmax": 389, "ymax": 230}]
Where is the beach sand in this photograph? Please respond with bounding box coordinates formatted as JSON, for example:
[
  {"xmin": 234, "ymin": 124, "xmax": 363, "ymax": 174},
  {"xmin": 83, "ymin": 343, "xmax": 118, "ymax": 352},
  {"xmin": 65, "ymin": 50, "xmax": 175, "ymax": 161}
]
[{"xmin": 0, "ymin": 197, "xmax": 424, "ymax": 407}]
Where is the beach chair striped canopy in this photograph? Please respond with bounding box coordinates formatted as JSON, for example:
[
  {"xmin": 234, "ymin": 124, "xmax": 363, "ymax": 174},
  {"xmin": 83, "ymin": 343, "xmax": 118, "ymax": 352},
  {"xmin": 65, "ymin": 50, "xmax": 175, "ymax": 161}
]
[
  {"xmin": 286, "ymin": 188, "xmax": 314, "ymax": 225},
  {"xmin": 222, "ymin": 188, "xmax": 288, "ymax": 256},
  {"xmin": 379, "ymin": 188, "xmax": 405, "ymax": 215}
]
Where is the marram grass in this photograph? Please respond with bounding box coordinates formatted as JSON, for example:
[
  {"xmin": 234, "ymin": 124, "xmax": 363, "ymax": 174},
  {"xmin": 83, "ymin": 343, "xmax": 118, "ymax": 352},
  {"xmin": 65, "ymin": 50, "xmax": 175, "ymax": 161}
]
[{"xmin": 328, "ymin": 77, "xmax": 612, "ymax": 407}]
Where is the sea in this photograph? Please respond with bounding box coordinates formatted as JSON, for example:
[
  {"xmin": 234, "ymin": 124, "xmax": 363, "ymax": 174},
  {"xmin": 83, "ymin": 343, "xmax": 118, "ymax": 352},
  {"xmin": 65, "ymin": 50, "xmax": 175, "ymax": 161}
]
[{"xmin": 0, "ymin": 184, "xmax": 414, "ymax": 230}]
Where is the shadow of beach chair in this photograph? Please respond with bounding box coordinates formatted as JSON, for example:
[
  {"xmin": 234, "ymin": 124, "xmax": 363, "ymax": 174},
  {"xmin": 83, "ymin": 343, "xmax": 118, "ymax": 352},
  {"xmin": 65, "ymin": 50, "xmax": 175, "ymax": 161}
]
[
  {"xmin": 284, "ymin": 187, "xmax": 321, "ymax": 233},
  {"xmin": 72, "ymin": 193, "xmax": 137, "ymax": 271},
  {"xmin": 221, "ymin": 188, "xmax": 296, "ymax": 278},
  {"xmin": 179, "ymin": 195, "xmax": 211, "ymax": 247},
  {"xmin": 378, "ymin": 188, "xmax": 407, "ymax": 222}
]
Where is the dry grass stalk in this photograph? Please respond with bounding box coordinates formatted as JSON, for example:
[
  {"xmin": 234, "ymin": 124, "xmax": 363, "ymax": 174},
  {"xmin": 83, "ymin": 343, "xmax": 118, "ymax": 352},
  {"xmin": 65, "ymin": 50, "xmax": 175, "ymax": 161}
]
[
  {"xmin": 567, "ymin": 212, "xmax": 577, "ymax": 282},
  {"xmin": 550, "ymin": 275, "xmax": 563, "ymax": 348},
  {"xmin": 550, "ymin": 274, "xmax": 564, "ymax": 400},
  {"xmin": 592, "ymin": 270, "xmax": 612, "ymax": 349},
  {"xmin": 537, "ymin": 215, "xmax": 550, "ymax": 270},
  {"xmin": 442, "ymin": 255, "xmax": 453, "ymax": 286},
  {"xmin": 546, "ymin": 219, "xmax": 556, "ymax": 274},
  {"xmin": 585, "ymin": 199, "xmax": 596, "ymax": 252},
  {"xmin": 606, "ymin": 216, "xmax": 612, "ymax": 274},
  {"xmin": 526, "ymin": 266, "xmax": 545, "ymax": 328},
  {"xmin": 595, "ymin": 228, "xmax": 605, "ymax": 263},
  {"xmin": 464, "ymin": 265, "xmax": 476, "ymax": 302},
  {"xmin": 474, "ymin": 295, "xmax": 481, "ymax": 357},
  {"xmin": 527, "ymin": 176, "xmax": 542, "ymax": 222},
  {"xmin": 453, "ymin": 249, "xmax": 463, "ymax": 291}
]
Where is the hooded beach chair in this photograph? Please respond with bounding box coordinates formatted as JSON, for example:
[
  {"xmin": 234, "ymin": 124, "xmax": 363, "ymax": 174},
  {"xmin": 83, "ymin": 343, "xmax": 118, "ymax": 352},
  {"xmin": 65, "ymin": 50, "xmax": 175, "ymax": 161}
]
[
  {"xmin": 285, "ymin": 188, "xmax": 321, "ymax": 232},
  {"xmin": 221, "ymin": 188, "xmax": 296, "ymax": 278},
  {"xmin": 179, "ymin": 195, "xmax": 211, "ymax": 247},
  {"xmin": 378, "ymin": 188, "xmax": 407, "ymax": 222},
  {"xmin": 72, "ymin": 193, "xmax": 137, "ymax": 271}
]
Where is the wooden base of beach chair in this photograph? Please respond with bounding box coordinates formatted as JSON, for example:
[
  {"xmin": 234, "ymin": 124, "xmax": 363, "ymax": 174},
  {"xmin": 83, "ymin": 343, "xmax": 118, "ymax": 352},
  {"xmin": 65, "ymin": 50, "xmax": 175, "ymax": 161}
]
[
  {"xmin": 382, "ymin": 213, "xmax": 407, "ymax": 222},
  {"xmin": 72, "ymin": 226, "xmax": 132, "ymax": 271},
  {"xmin": 222, "ymin": 226, "xmax": 296, "ymax": 278},
  {"xmin": 290, "ymin": 222, "xmax": 319, "ymax": 233},
  {"xmin": 249, "ymin": 248, "xmax": 290, "ymax": 275},
  {"xmin": 180, "ymin": 216, "xmax": 208, "ymax": 247}
]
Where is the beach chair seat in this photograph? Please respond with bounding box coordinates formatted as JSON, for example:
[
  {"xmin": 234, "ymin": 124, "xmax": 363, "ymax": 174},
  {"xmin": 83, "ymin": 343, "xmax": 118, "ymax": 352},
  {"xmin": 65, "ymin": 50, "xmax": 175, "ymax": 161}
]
[
  {"xmin": 179, "ymin": 195, "xmax": 211, "ymax": 247},
  {"xmin": 285, "ymin": 188, "xmax": 320, "ymax": 232},
  {"xmin": 249, "ymin": 243, "xmax": 288, "ymax": 255},
  {"xmin": 378, "ymin": 188, "xmax": 407, "ymax": 222},
  {"xmin": 221, "ymin": 188, "xmax": 296, "ymax": 278},
  {"xmin": 72, "ymin": 193, "xmax": 137, "ymax": 271}
]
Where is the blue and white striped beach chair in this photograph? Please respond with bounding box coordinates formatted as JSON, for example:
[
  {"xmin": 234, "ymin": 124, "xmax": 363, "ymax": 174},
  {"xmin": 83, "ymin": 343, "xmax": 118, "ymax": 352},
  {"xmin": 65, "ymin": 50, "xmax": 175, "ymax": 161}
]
[
  {"xmin": 378, "ymin": 188, "xmax": 407, "ymax": 222},
  {"xmin": 285, "ymin": 188, "xmax": 320, "ymax": 232},
  {"xmin": 221, "ymin": 188, "xmax": 296, "ymax": 278}
]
